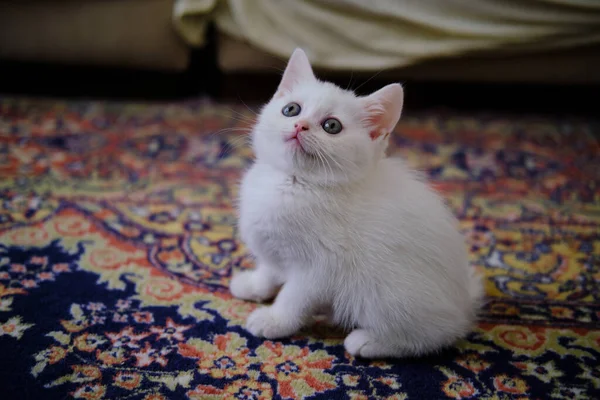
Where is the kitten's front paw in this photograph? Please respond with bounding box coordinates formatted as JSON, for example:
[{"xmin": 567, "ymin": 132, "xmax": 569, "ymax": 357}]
[
  {"xmin": 230, "ymin": 270, "xmax": 275, "ymax": 302},
  {"xmin": 246, "ymin": 307, "xmax": 298, "ymax": 339}
]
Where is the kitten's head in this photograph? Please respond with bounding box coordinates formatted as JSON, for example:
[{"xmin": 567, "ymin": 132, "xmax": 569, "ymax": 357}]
[{"xmin": 252, "ymin": 48, "xmax": 404, "ymax": 185}]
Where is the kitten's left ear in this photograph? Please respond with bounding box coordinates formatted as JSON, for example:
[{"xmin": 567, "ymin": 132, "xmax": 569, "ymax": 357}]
[
  {"xmin": 362, "ymin": 83, "xmax": 404, "ymax": 140},
  {"xmin": 275, "ymin": 48, "xmax": 316, "ymax": 97}
]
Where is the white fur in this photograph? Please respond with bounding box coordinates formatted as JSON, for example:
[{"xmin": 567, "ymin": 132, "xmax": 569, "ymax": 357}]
[{"xmin": 230, "ymin": 48, "xmax": 483, "ymax": 359}]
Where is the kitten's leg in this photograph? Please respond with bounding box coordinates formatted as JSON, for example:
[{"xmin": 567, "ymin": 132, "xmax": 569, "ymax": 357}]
[
  {"xmin": 246, "ymin": 279, "xmax": 316, "ymax": 339},
  {"xmin": 344, "ymin": 329, "xmax": 411, "ymax": 359},
  {"xmin": 230, "ymin": 261, "xmax": 282, "ymax": 303}
]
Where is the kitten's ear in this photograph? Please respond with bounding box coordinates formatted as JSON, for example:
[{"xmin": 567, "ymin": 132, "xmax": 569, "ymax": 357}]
[
  {"xmin": 362, "ymin": 83, "xmax": 404, "ymax": 140},
  {"xmin": 275, "ymin": 48, "xmax": 316, "ymax": 97}
]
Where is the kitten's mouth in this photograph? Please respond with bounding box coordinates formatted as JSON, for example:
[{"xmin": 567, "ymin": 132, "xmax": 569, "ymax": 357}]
[{"xmin": 285, "ymin": 133, "xmax": 308, "ymax": 153}]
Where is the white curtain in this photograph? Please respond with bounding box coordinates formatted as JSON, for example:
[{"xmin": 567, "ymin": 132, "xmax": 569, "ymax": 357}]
[{"xmin": 173, "ymin": 0, "xmax": 600, "ymax": 70}]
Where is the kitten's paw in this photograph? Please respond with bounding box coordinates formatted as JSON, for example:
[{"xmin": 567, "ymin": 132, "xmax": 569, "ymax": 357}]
[
  {"xmin": 246, "ymin": 307, "xmax": 298, "ymax": 339},
  {"xmin": 230, "ymin": 271, "xmax": 258, "ymax": 301},
  {"xmin": 230, "ymin": 270, "xmax": 276, "ymax": 302},
  {"xmin": 344, "ymin": 329, "xmax": 396, "ymax": 359},
  {"xmin": 344, "ymin": 329, "xmax": 373, "ymax": 357}
]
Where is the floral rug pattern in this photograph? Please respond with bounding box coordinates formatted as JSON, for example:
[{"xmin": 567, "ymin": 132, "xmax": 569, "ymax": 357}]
[{"xmin": 0, "ymin": 97, "xmax": 599, "ymax": 399}]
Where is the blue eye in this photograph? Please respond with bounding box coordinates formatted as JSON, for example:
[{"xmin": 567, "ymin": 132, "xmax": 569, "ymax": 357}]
[
  {"xmin": 282, "ymin": 102, "xmax": 301, "ymax": 117},
  {"xmin": 322, "ymin": 118, "xmax": 342, "ymax": 134}
]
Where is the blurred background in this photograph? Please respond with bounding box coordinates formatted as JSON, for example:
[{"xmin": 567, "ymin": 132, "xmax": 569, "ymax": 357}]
[{"xmin": 1, "ymin": 0, "xmax": 599, "ymax": 114}]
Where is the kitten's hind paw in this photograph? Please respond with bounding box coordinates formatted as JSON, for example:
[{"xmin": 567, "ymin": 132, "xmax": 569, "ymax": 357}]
[
  {"xmin": 344, "ymin": 329, "xmax": 373, "ymax": 356},
  {"xmin": 344, "ymin": 329, "xmax": 401, "ymax": 359}
]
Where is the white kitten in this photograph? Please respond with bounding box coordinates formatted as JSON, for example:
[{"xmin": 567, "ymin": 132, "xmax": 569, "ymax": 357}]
[{"xmin": 230, "ymin": 48, "xmax": 483, "ymax": 358}]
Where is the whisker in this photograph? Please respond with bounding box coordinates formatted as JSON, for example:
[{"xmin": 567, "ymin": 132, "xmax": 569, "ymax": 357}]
[
  {"xmin": 221, "ymin": 115, "xmax": 256, "ymax": 127},
  {"xmin": 236, "ymin": 96, "xmax": 259, "ymax": 117},
  {"xmin": 346, "ymin": 70, "xmax": 354, "ymax": 91},
  {"xmin": 222, "ymin": 135, "xmax": 251, "ymax": 150},
  {"xmin": 330, "ymin": 152, "xmax": 360, "ymax": 179},
  {"xmin": 353, "ymin": 69, "xmax": 383, "ymax": 93},
  {"xmin": 318, "ymin": 147, "xmax": 336, "ymax": 185},
  {"xmin": 215, "ymin": 107, "xmax": 257, "ymax": 125},
  {"xmin": 206, "ymin": 127, "xmax": 252, "ymax": 143},
  {"xmin": 313, "ymin": 147, "xmax": 330, "ymax": 184},
  {"xmin": 210, "ymin": 127, "xmax": 252, "ymax": 135},
  {"xmin": 216, "ymin": 135, "xmax": 252, "ymax": 157},
  {"xmin": 267, "ymin": 66, "xmax": 286, "ymax": 74},
  {"xmin": 306, "ymin": 140, "xmax": 335, "ymax": 185},
  {"xmin": 224, "ymin": 105, "xmax": 256, "ymax": 119}
]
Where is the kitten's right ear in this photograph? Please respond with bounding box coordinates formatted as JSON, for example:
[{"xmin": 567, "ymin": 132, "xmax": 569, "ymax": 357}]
[
  {"xmin": 275, "ymin": 48, "xmax": 315, "ymax": 97},
  {"xmin": 361, "ymin": 83, "xmax": 404, "ymax": 141}
]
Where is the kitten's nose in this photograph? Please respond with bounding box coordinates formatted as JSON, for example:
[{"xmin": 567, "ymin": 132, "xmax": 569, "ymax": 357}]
[{"xmin": 294, "ymin": 121, "xmax": 309, "ymax": 134}]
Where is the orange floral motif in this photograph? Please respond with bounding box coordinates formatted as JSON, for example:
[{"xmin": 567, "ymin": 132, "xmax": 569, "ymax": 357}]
[
  {"xmin": 9, "ymin": 226, "xmax": 49, "ymax": 246},
  {"xmin": 71, "ymin": 365, "xmax": 102, "ymax": 381},
  {"xmin": 74, "ymin": 333, "xmax": 106, "ymax": 352},
  {"xmin": 178, "ymin": 332, "xmax": 250, "ymax": 379},
  {"xmin": 72, "ymin": 384, "xmax": 106, "ymax": 400},
  {"xmin": 47, "ymin": 346, "xmax": 68, "ymax": 364},
  {"xmin": 131, "ymin": 342, "xmax": 170, "ymax": 367},
  {"xmin": 114, "ymin": 372, "xmax": 142, "ymax": 390},
  {"xmin": 489, "ymin": 302, "xmax": 520, "ymax": 316},
  {"xmin": 29, "ymin": 256, "xmax": 48, "ymax": 265},
  {"xmin": 21, "ymin": 279, "xmax": 37, "ymax": 288},
  {"xmin": 150, "ymin": 317, "xmax": 191, "ymax": 341},
  {"xmin": 10, "ymin": 264, "xmax": 27, "ymax": 273},
  {"xmin": 105, "ymin": 326, "xmax": 150, "ymax": 349},
  {"xmin": 502, "ymin": 329, "xmax": 546, "ymax": 350},
  {"xmin": 53, "ymin": 263, "xmax": 71, "ymax": 273},
  {"xmin": 222, "ymin": 380, "xmax": 274, "ymax": 400},
  {"xmin": 0, "ymin": 315, "xmax": 34, "ymax": 339},
  {"xmin": 348, "ymin": 394, "xmax": 369, "ymax": 400},
  {"xmin": 550, "ymin": 306, "xmax": 574, "ymax": 319},
  {"xmin": 442, "ymin": 377, "xmax": 478, "ymax": 399},
  {"xmin": 493, "ymin": 374, "xmax": 529, "ymax": 394},
  {"xmin": 341, "ymin": 374, "xmax": 361, "ymax": 387},
  {"xmin": 143, "ymin": 394, "xmax": 167, "ymax": 400},
  {"xmin": 157, "ymin": 248, "xmax": 186, "ymax": 266},
  {"xmin": 133, "ymin": 311, "xmax": 154, "ymax": 324},
  {"xmin": 187, "ymin": 384, "xmax": 224, "ymax": 400},
  {"xmin": 187, "ymin": 381, "xmax": 274, "ymax": 400},
  {"xmin": 211, "ymin": 299, "xmax": 256, "ymax": 327},
  {"xmin": 377, "ymin": 376, "xmax": 402, "ymax": 390},
  {"xmin": 482, "ymin": 324, "xmax": 549, "ymax": 355},
  {"xmin": 0, "ymin": 284, "xmax": 26, "ymax": 298},
  {"xmin": 89, "ymin": 248, "xmax": 128, "ymax": 270},
  {"xmin": 456, "ymin": 353, "xmax": 491, "ymax": 373},
  {"xmin": 255, "ymin": 342, "xmax": 336, "ymax": 399},
  {"xmin": 96, "ymin": 347, "xmax": 127, "ymax": 366},
  {"xmin": 387, "ymin": 395, "xmax": 408, "ymax": 400},
  {"xmin": 54, "ymin": 215, "xmax": 92, "ymax": 236},
  {"xmin": 61, "ymin": 319, "xmax": 89, "ymax": 333},
  {"xmin": 464, "ymin": 228, "xmax": 494, "ymax": 248},
  {"xmin": 140, "ymin": 277, "xmax": 185, "ymax": 302}
]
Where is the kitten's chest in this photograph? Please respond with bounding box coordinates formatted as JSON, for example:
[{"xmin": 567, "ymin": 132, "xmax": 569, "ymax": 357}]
[
  {"xmin": 239, "ymin": 167, "xmax": 342, "ymax": 262},
  {"xmin": 241, "ymin": 176, "xmax": 319, "ymax": 240}
]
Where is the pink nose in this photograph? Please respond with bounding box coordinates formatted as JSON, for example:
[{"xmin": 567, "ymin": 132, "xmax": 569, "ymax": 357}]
[{"xmin": 294, "ymin": 121, "xmax": 309, "ymax": 134}]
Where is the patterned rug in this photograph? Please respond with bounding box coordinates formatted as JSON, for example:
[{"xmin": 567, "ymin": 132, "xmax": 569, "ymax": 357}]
[{"xmin": 0, "ymin": 96, "xmax": 599, "ymax": 400}]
